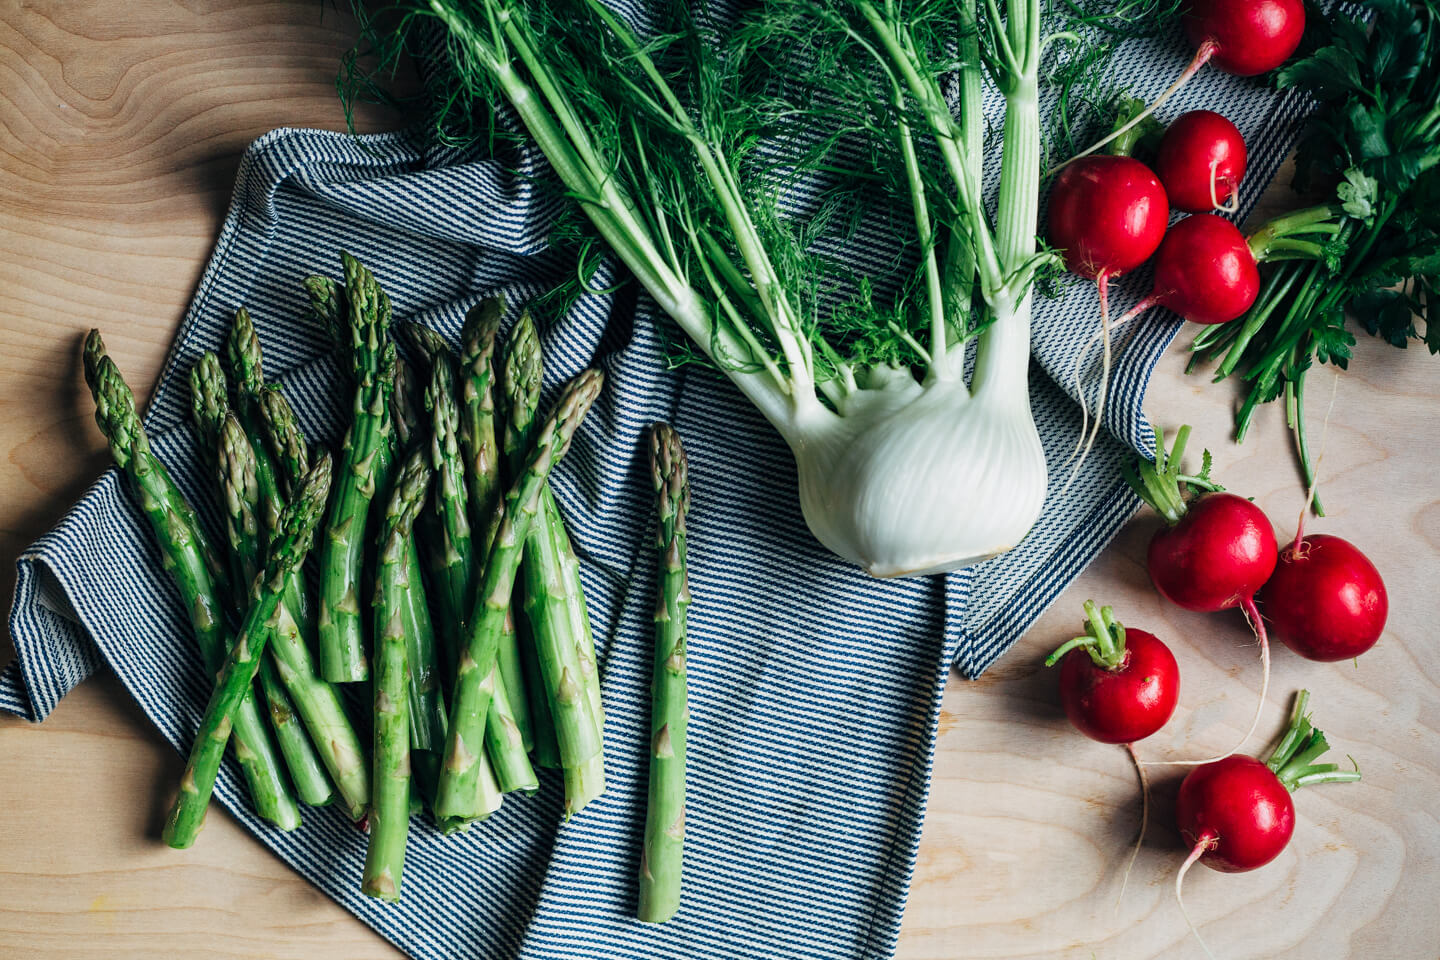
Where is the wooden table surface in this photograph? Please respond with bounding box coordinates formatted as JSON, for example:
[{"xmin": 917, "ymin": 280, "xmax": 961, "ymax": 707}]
[{"xmin": 2, "ymin": 4, "xmax": 1436, "ymax": 959}]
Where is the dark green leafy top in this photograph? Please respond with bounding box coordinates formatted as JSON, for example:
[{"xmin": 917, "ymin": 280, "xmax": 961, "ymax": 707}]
[{"xmin": 1279, "ymin": 0, "xmax": 1440, "ymax": 354}]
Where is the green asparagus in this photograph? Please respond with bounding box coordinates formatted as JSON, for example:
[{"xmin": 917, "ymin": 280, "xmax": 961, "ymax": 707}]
[
  {"xmin": 457, "ymin": 300, "xmax": 504, "ymax": 543},
  {"xmin": 638, "ymin": 423, "xmax": 691, "ymax": 923},
  {"xmin": 304, "ymin": 274, "xmax": 346, "ymax": 348},
  {"xmin": 375, "ymin": 359, "xmax": 449, "ymax": 762},
  {"xmin": 435, "ymin": 369, "xmax": 603, "ymax": 820},
  {"xmin": 499, "ymin": 312, "xmax": 559, "ymax": 767},
  {"xmin": 427, "ymin": 352, "xmax": 537, "ymax": 794},
  {"xmin": 216, "ymin": 413, "xmax": 336, "ymax": 808},
  {"xmin": 204, "ymin": 348, "xmax": 369, "ymax": 818},
  {"xmin": 503, "ymin": 313, "xmax": 604, "ymax": 809},
  {"xmin": 317, "ymin": 253, "xmax": 394, "ymax": 682},
  {"xmin": 257, "ymin": 385, "xmax": 310, "ymax": 498},
  {"xmin": 85, "ymin": 332, "xmax": 300, "ymax": 832},
  {"xmin": 225, "ymin": 308, "xmax": 285, "ymax": 535},
  {"xmin": 162, "ymin": 453, "xmax": 332, "ymax": 849},
  {"xmin": 254, "ymin": 392, "xmax": 373, "ymax": 820},
  {"xmin": 364, "ymin": 448, "xmax": 429, "ymax": 901}
]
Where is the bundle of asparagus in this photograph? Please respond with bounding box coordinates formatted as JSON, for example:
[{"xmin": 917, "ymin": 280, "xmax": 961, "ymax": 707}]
[{"xmin": 83, "ymin": 253, "xmax": 616, "ymax": 901}]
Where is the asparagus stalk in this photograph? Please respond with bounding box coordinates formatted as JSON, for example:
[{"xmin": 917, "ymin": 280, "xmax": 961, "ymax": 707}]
[
  {"xmin": 457, "ymin": 301, "xmax": 505, "ymax": 542},
  {"xmin": 426, "ymin": 352, "xmax": 537, "ymax": 794},
  {"xmin": 498, "ymin": 312, "xmax": 559, "ymax": 767},
  {"xmin": 503, "ymin": 313, "xmax": 605, "ymax": 807},
  {"xmin": 435, "ymin": 369, "xmax": 603, "ymax": 820},
  {"xmin": 225, "ymin": 309, "xmax": 284, "ymax": 535},
  {"xmin": 257, "ymin": 385, "xmax": 310, "ymax": 498},
  {"xmin": 162, "ymin": 453, "xmax": 332, "ymax": 848},
  {"xmin": 638, "ymin": 423, "xmax": 691, "ymax": 923},
  {"xmin": 256, "ymin": 388, "xmax": 372, "ymax": 819},
  {"xmin": 397, "ymin": 320, "xmax": 452, "ymax": 369},
  {"xmin": 194, "ymin": 359, "xmax": 332, "ymax": 807},
  {"xmin": 376, "ymin": 359, "xmax": 449, "ymax": 762},
  {"xmin": 304, "ymin": 274, "xmax": 346, "ymax": 348},
  {"xmin": 317, "ymin": 253, "xmax": 394, "ymax": 682},
  {"xmin": 216, "ymin": 413, "xmax": 336, "ymax": 808},
  {"xmin": 364, "ymin": 449, "xmax": 429, "ymax": 901},
  {"xmin": 86, "ymin": 333, "xmax": 300, "ymax": 832}
]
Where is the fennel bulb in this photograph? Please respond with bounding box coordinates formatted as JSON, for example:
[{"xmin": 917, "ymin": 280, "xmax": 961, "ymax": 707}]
[{"xmin": 361, "ymin": 0, "xmax": 1061, "ymax": 576}]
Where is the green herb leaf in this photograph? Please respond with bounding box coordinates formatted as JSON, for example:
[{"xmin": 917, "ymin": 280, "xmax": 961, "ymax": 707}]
[
  {"xmin": 1278, "ymin": 45, "xmax": 1363, "ymax": 100},
  {"xmin": 1336, "ymin": 168, "xmax": 1378, "ymax": 222}
]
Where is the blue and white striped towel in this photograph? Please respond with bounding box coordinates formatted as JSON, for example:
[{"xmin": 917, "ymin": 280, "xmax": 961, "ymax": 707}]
[{"xmin": 3, "ymin": 11, "xmax": 1316, "ymax": 958}]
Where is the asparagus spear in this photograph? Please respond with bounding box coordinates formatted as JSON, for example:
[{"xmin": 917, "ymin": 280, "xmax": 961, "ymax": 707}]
[
  {"xmin": 435, "ymin": 369, "xmax": 603, "ymax": 820},
  {"xmin": 503, "ymin": 313, "xmax": 605, "ymax": 807},
  {"xmin": 216, "ymin": 413, "xmax": 336, "ymax": 808},
  {"xmin": 254, "ymin": 390, "xmax": 372, "ymax": 820},
  {"xmin": 85, "ymin": 333, "xmax": 300, "ymax": 832},
  {"xmin": 498, "ymin": 312, "xmax": 560, "ymax": 767},
  {"xmin": 162, "ymin": 453, "xmax": 332, "ymax": 848},
  {"xmin": 225, "ymin": 309, "xmax": 285, "ymax": 535},
  {"xmin": 317, "ymin": 253, "xmax": 394, "ymax": 682},
  {"xmin": 364, "ymin": 449, "xmax": 429, "ymax": 901},
  {"xmin": 194, "ymin": 358, "xmax": 333, "ymax": 806},
  {"xmin": 397, "ymin": 320, "xmax": 452, "ymax": 369},
  {"xmin": 457, "ymin": 301, "xmax": 505, "ymax": 542},
  {"xmin": 257, "ymin": 385, "xmax": 309, "ymax": 498},
  {"xmin": 377, "ymin": 358, "xmax": 449, "ymax": 761},
  {"xmin": 304, "ymin": 274, "xmax": 346, "ymax": 348},
  {"xmin": 638, "ymin": 423, "xmax": 691, "ymax": 923},
  {"xmin": 426, "ymin": 352, "xmax": 537, "ymax": 794},
  {"xmin": 202, "ymin": 341, "xmax": 370, "ymax": 817}
]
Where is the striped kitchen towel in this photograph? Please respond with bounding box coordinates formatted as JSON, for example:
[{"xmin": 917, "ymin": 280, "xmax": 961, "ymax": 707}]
[{"xmin": 3, "ymin": 5, "xmax": 1318, "ymax": 958}]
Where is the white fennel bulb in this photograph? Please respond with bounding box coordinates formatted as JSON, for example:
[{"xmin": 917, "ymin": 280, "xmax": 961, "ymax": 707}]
[{"xmin": 430, "ymin": 0, "xmax": 1057, "ymax": 575}]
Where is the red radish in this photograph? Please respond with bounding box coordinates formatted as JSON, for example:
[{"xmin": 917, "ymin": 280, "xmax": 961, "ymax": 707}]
[
  {"xmin": 1146, "ymin": 492, "xmax": 1277, "ymax": 611},
  {"xmin": 1101, "ymin": 207, "xmax": 1341, "ymax": 334},
  {"xmin": 1174, "ymin": 690, "xmax": 1360, "ymax": 954},
  {"xmin": 1049, "ymin": 157, "xmax": 1171, "ymax": 284},
  {"xmin": 1261, "ymin": 533, "xmax": 1388, "ymax": 661},
  {"xmin": 1046, "ymin": 601, "xmax": 1179, "ymax": 902},
  {"xmin": 1047, "ymin": 156, "xmax": 1169, "ymax": 467},
  {"xmin": 1126, "ymin": 214, "xmax": 1262, "ymax": 326},
  {"xmin": 1155, "ymin": 111, "xmax": 1248, "ymax": 213},
  {"xmin": 1184, "ymin": 0, "xmax": 1308, "ymax": 77},
  {"xmin": 1053, "ymin": 0, "xmax": 1304, "ymax": 169},
  {"xmin": 1046, "ymin": 600, "xmax": 1180, "ymax": 744},
  {"xmin": 1126, "ymin": 425, "xmax": 1276, "ymax": 763}
]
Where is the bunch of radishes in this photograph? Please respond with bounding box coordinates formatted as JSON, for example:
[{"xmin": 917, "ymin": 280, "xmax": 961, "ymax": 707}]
[
  {"xmin": 1047, "ymin": 0, "xmax": 1327, "ymax": 466},
  {"xmin": 1046, "ymin": 424, "xmax": 1385, "ymax": 954}
]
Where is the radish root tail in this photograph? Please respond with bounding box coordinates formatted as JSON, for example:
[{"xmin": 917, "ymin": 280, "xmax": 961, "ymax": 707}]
[
  {"xmin": 1209, "ymin": 159, "xmax": 1240, "ymax": 214},
  {"xmin": 1048, "ymin": 41, "xmax": 1217, "ymax": 176},
  {"xmin": 1176, "ymin": 837, "xmax": 1220, "ymax": 960},
  {"xmin": 1063, "ymin": 272, "xmax": 1114, "ymax": 495},
  {"xmin": 1142, "ymin": 597, "xmax": 1270, "ymax": 768},
  {"xmin": 1115, "ymin": 741, "xmax": 1150, "ymax": 911}
]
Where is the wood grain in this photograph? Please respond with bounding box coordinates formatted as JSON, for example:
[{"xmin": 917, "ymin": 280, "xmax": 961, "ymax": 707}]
[{"xmin": 1, "ymin": 4, "xmax": 1435, "ymax": 959}]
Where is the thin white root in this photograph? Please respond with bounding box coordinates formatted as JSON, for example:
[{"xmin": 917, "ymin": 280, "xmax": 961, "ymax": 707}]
[
  {"xmin": 1115, "ymin": 741, "xmax": 1150, "ymax": 911},
  {"xmin": 1209, "ymin": 159, "xmax": 1240, "ymax": 214},
  {"xmin": 1142, "ymin": 599, "xmax": 1269, "ymax": 767},
  {"xmin": 1062, "ymin": 274, "xmax": 1115, "ymax": 496},
  {"xmin": 1176, "ymin": 839, "xmax": 1220, "ymax": 960}
]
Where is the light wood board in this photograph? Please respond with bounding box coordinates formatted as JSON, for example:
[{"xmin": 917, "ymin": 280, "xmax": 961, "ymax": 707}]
[{"xmin": 1, "ymin": 3, "xmax": 1435, "ymax": 958}]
